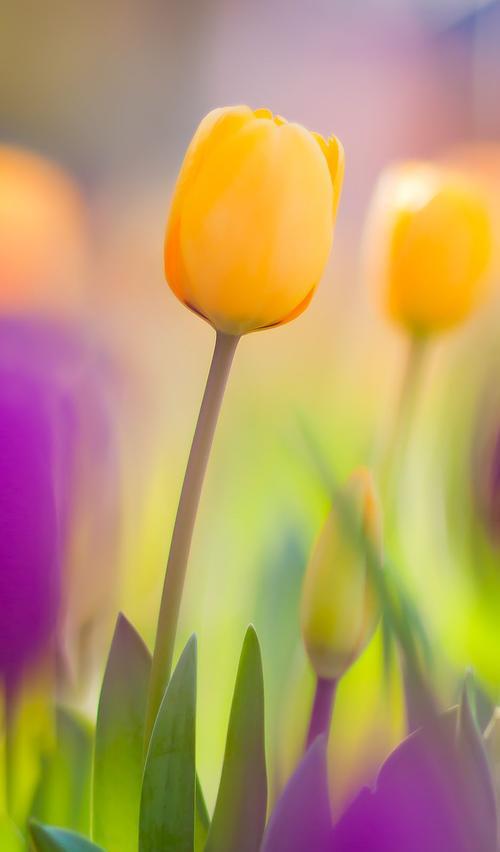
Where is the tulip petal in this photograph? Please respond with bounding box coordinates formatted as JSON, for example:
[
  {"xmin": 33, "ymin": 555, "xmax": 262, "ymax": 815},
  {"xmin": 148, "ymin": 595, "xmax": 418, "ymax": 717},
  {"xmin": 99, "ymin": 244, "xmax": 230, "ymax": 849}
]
[
  {"xmin": 331, "ymin": 704, "xmax": 498, "ymax": 851},
  {"xmin": 166, "ymin": 106, "xmax": 338, "ymax": 334},
  {"xmin": 0, "ymin": 370, "xmax": 59, "ymax": 689},
  {"xmin": 261, "ymin": 736, "xmax": 332, "ymax": 852}
]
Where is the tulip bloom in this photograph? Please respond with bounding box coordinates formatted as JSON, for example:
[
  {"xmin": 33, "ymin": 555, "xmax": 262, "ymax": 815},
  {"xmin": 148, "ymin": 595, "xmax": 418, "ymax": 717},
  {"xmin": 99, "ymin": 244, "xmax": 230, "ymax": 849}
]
[
  {"xmin": 301, "ymin": 469, "xmax": 382, "ymax": 681},
  {"xmin": 366, "ymin": 161, "xmax": 492, "ymax": 335},
  {"xmin": 165, "ymin": 105, "xmax": 344, "ymax": 335}
]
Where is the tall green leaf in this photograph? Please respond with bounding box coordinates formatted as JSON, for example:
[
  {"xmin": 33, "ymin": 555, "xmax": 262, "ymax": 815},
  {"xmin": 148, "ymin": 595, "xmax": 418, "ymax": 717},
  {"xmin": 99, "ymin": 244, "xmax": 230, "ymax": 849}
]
[
  {"xmin": 139, "ymin": 636, "xmax": 197, "ymax": 852},
  {"xmin": 195, "ymin": 775, "xmax": 210, "ymax": 852},
  {"xmin": 205, "ymin": 626, "xmax": 267, "ymax": 852},
  {"xmin": 29, "ymin": 821, "xmax": 104, "ymax": 851},
  {"xmin": 31, "ymin": 707, "xmax": 93, "ymax": 835},
  {"xmin": 92, "ymin": 613, "xmax": 151, "ymax": 852},
  {"xmin": 0, "ymin": 817, "xmax": 24, "ymax": 852},
  {"xmin": 456, "ymin": 676, "xmax": 497, "ymax": 849}
]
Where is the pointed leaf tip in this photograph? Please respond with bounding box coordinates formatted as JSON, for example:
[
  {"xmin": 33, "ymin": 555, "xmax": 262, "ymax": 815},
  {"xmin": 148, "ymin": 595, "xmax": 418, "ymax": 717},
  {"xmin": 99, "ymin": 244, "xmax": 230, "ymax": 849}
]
[
  {"xmin": 205, "ymin": 626, "xmax": 267, "ymax": 852},
  {"xmin": 93, "ymin": 613, "xmax": 151, "ymax": 852},
  {"xmin": 456, "ymin": 674, "xmax": 497, "ymax": 850},
  {"xmin": 30, "ymin": 821, "xmax": 105, "ymax": 851}
]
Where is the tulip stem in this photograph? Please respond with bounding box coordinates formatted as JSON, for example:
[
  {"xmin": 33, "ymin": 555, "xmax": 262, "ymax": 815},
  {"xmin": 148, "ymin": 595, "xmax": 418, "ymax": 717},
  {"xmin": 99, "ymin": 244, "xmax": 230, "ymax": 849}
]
[
  {"xmin": 382, "ymin": 335, "xmax": 429, "ymax": 503},
  {"xmin": 145, "ymin": 330, "xmax": 240, "ymax": 747},
  {"xmin": 306, "ymin": 677, "xmax": 337, "ymax": 749},
  {"xmin": 382, "ymin": 335, "xmax": 429, "ymax": 733}
]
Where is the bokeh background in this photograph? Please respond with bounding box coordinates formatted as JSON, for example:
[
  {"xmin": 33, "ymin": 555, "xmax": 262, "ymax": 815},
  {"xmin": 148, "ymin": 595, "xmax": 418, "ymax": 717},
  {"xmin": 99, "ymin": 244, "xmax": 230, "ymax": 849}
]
[{"xmin": 3, "ymin": 0, "xmax": 500, "ymax": 814}]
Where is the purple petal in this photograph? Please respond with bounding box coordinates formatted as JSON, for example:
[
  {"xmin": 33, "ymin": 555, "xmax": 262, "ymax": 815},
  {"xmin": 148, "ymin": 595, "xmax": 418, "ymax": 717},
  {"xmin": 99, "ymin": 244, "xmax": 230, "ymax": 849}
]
[
  {"xmin": 262, "ymin": 736, "xmax": 332, "ymax": 852},
  {"xmin": 0, "ymin": 369, "xmax": 59, "ymax": 689},
  {"xmin": 332, "ymin": 707, "xmax": 495, "ymax": 851}
]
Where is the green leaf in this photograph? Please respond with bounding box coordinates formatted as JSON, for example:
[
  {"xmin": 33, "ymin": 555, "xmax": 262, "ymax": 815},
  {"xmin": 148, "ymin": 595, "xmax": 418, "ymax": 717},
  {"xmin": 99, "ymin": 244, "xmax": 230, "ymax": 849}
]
[
  {"xmin": 5, "ymin": 676, "xmax": 54, "ymax": 826},
  {"xmin": 456, "ymin": 674, "xmax": 497, "ymax": 849},
  {"xmin": 139, "ymin": 635, "xmax": 197, "ymax": 852},
  {"xmin": 195, "ymin": 775, "xmax": 210, "ymax": 852},
  {"xmin": 31, "ymin": 707, "xmax": 93, "ymax": 835},
  {"xmin": 92, "ymin": 613, "xmax": 151, "ymax": 852},
  {"xmin": 0, "ymin": 817, "xmax": 24, "ymax": 852},
  {"xmin": 29, "ymin": 821, "xmax": 104, "ymax": 851},
  {"xmin": 205, "ymin": 626, "xmax": 267, "ymax": 852}
]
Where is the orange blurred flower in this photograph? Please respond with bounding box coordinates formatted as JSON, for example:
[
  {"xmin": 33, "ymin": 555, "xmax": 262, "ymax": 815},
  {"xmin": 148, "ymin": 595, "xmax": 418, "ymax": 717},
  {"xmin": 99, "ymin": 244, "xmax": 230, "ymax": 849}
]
[{"xmin": 0, "ymin": 147, "xmax": 88, "ymax": 314}]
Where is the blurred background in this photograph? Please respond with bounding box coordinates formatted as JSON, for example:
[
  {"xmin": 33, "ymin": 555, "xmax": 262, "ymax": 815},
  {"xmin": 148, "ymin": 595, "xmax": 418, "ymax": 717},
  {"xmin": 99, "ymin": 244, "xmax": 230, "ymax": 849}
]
[{"xmin": 2, "ymin": 0, "xmax": 500, "ymax": 816}]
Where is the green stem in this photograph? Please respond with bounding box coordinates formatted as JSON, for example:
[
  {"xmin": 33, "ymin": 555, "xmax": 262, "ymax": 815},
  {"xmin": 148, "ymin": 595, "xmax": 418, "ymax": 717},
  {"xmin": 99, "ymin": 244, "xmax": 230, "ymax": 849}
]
[
  {"xmin": 382, "ymin": 334, "xmax": 429, "ymax": 506},
  {"xmin": 144, "ymin": 330, "xmax": 240, "ymax": 746},
  {"xmin": 381, "ymin": 334, "xmax": 430, "ymax": 732},
  {"xmin": 306, "ymin": 676, "xmax": 337, "ymax": 749}
]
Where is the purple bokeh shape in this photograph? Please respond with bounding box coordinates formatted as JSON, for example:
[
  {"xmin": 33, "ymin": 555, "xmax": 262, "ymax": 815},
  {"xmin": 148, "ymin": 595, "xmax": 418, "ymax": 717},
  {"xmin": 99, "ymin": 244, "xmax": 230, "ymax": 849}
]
[{"xmin": 0, "ymin": 368, "xmax": 59, "ymax": 690}]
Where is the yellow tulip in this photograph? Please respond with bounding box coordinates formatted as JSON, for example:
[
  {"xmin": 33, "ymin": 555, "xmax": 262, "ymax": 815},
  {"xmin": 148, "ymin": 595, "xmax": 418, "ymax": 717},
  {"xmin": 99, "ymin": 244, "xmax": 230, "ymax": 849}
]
[
  {"xmin": 301, "ymin": 469, "xmax": 382, "ymax": 680},
  {"xmin": 164, "ymin": 106, "xmax": 344, "ymax": 335},
  {"xmin": 366, "ymin": 161, "xmax": 493, "ymax": 335}
]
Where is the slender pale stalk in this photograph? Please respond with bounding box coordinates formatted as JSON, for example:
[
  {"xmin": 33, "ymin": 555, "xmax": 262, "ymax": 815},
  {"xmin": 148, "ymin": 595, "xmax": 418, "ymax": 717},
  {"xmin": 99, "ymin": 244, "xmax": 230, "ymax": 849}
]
[
  {"xmin": 145, "ymin": 330, "xmax": 240, "ymax": 745},
  {"xmin": 381, "ymin": 335, "xmax": 429, "ymax": 501},
  {"xmin": 380, "ymin": 334, "xmax": 430, "ymax": 732},
  {"xmin": 306, "ymin": 677, "xmax": 337, "ymax": 749}
]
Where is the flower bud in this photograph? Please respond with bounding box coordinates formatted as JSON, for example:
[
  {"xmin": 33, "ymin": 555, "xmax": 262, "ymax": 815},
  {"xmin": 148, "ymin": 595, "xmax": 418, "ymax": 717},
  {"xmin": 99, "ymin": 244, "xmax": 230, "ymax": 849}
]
[
  {"xmin": 365, "ymin": 161, "xmax": 492, "ymax": 336},
  {"xmin": 300, "ymin": 469, "xmax": 382, "ymax": 680},
  {"xmin": 165, "ymin": 106, "xmax": 344, "ymax": 335}
]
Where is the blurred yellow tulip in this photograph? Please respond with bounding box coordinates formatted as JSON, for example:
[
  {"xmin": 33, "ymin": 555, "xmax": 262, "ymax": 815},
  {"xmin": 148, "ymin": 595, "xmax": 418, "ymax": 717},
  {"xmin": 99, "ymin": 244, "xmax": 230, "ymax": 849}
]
[
  {"xmin": 301, "ymin": 469, "xmax": 382, "ymax": 680},
  {"xmin": 366, "ymin": 161, "xmax": 493, "ymax": 335},
  {"xmin": 164, "ymin": 105, "xmax": 344, "ymax": 335}
]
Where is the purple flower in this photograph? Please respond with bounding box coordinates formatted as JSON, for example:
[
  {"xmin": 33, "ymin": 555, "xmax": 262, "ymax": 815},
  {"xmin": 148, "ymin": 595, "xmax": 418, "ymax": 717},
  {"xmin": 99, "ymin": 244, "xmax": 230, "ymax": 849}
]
[
  {"xmin": 0, "ymin": 369, "xmax": 59, "ymax": 691},
  {"xmin": 0, "ymin": 316, "xmax": 119, "ymax": 690},
  {"xmin": 262, "ymin": 736, "xmax": 332, "ymax": 852},
  {"xmin": 333, "ymin": 692, "xmax": 497, "ymax": 852},
  {"xmin": 264, "ymin": 690, "xmax": 497, "ymax": 852}
]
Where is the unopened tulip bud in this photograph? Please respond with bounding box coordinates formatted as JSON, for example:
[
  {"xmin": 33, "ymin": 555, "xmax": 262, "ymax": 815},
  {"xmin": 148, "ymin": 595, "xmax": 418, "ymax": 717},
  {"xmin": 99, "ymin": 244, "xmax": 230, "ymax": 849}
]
[
  {"xmin": 301, "ymin": 469, "xmax": 382, "ymax": 680},
  {"xmin": 365, "ymin": 161, "xmax": 493, "ymax": 336},
  {"xmin": 165, "ymin": 105, "xmax": 344, "ymax": 335}
]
